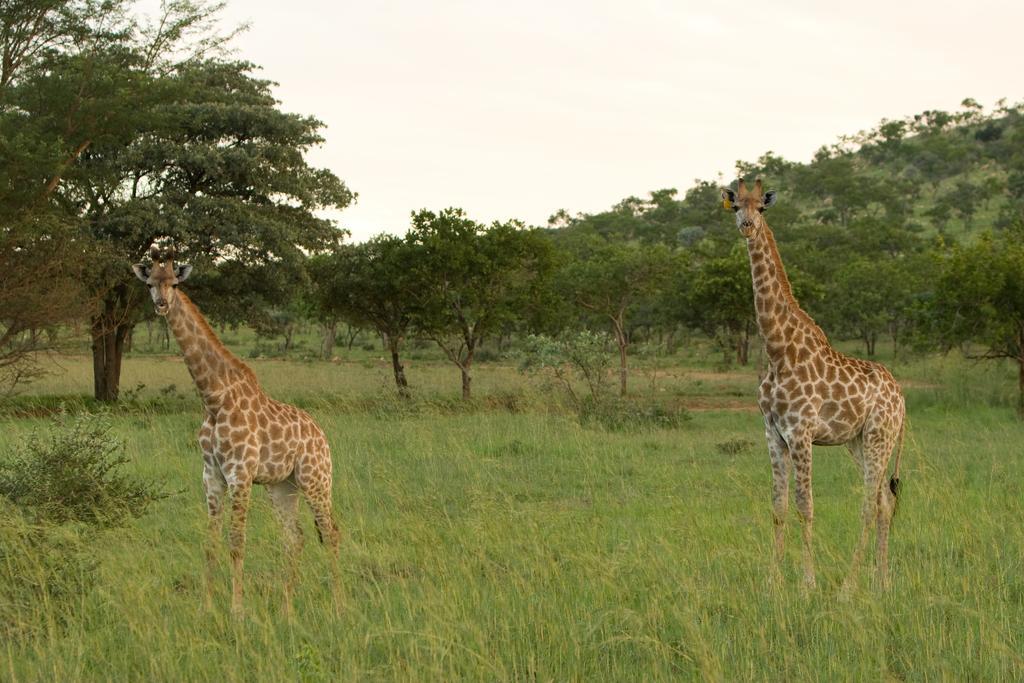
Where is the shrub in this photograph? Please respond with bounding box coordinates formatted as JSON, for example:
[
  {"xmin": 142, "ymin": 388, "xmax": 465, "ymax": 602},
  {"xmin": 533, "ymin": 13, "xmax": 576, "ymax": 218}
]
[
  {"xmin": 519, "ymin": 331, "xmax": 614, "ymax": 407},
  {"xmin": 0, "ymin": 415, "xmax": 169, "ymax": 527},
  {"xmin": 521, "ymin": 333, "xmax": 689, "ymax": 430}
]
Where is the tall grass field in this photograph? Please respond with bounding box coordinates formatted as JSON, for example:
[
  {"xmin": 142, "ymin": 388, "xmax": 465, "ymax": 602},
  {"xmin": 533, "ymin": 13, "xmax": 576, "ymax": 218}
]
[{"xmin": 2, "ymin": 345, "xmax": 1023, "ymax": 681}]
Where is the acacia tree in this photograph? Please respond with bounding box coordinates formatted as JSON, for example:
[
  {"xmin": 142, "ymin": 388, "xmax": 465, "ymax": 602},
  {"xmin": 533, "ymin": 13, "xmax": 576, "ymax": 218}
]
[
  {"xmin": 309, "ymin": 236, "xmax": 422, "ymax": 396},
  {"xmin": 6, "ymin": 2, "xmax": 353, "ymax": 400},
  {"xmin": 408, "ymin": 208, "xmax": 555, "ymax": 399},
  {"xmin": 560, "ymin": 242, "xmax": 674, "ymax": 395}
]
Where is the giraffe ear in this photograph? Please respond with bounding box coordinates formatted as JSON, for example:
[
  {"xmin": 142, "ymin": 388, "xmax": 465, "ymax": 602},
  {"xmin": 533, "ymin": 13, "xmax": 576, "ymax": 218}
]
[
  {"xmin": 721, "ymin": 188, "xmax": 736, "ymax": 210},
  {"xmin": 175, "ymin": 264, "xmax": 193, "ymax": 282},
  {"xmin": 132, "ymin": 264, "xmax": 150, "ymax": 282},
  {"xmin": 762, "ymin": 191, "xmax": 778, "ymax": 209}
]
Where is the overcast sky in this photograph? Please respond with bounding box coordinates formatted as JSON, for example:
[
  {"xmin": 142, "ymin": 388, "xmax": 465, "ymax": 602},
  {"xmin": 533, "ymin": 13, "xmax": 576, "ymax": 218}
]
[{"xmin": 137, "ymin": 0, "xmax": 1023, "ymax": 242}]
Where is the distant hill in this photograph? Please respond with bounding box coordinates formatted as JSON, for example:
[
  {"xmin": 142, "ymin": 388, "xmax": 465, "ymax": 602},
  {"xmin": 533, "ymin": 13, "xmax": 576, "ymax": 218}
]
[{"xmin": 548, "ymin": 97, "xmax": 1024, "ymax": 249}]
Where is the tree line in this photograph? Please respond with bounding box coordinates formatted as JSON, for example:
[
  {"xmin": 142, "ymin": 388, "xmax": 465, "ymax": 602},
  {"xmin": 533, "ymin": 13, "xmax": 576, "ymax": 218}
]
[{"xmin": 4, "ymin": 2, "xmax": 1024, "ymax": 413}]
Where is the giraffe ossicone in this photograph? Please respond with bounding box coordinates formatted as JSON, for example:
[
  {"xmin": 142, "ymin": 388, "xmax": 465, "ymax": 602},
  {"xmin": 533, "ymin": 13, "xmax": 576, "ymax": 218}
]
[
  {"xmin": 723, "ymin": 179, "xmax": 906, "ymax": 590},
  {"xmin": 132, "ymin": 245, "xmax": 341, "ymax": 617}
]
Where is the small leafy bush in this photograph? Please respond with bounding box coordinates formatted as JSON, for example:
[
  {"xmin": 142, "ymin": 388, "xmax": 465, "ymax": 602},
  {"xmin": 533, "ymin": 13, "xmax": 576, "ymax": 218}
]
[
  {"xmin": 521, "ymin": 333, "xmax": 689, "ymax": 430},
  {"xmin": 519, "ymin": 331, "xmax": 614, "ymax": 407},
  {"xmin": 0, "ymin": 415, "xmax": 168, "ymax": 527}
]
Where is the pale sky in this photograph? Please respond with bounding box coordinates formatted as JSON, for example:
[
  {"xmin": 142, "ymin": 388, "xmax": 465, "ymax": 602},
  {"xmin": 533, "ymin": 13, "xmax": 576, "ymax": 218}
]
[{"xmin": 138, "ymin": 0, "xmax": 1023, "ymax": 242}]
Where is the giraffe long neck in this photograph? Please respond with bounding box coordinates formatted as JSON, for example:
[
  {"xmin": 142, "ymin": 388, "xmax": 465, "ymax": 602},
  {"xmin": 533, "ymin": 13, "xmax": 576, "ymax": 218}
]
[
  {"xmin": 746, "ymin": 223, "xmax": 827, "ymax": 365},
  {"xmin": 164, "ymin": 290, "xmax": 258, "ymax": 411}
]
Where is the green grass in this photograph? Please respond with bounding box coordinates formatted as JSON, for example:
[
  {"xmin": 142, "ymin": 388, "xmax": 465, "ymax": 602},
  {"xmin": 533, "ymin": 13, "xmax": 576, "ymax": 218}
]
[{"xmin": 2, "ymin": 350, "xmax": 1024, "ymax": 681}]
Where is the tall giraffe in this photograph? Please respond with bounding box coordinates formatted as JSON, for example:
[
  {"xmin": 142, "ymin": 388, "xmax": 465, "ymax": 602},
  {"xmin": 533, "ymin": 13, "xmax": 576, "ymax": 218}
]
[
  {"xmin": 132, "ymin": 246, "xmax": 341, "ymax": 617},
  {"xmin": 722, "ymin": 179, "xmax": 905, "ymax": 590}
]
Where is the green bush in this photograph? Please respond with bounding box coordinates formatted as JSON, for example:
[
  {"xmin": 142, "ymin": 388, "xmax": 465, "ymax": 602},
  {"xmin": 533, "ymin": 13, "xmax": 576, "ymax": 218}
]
[{"xmin": 0, "ymin": 415, "xmax": 169, "ymax": 527}]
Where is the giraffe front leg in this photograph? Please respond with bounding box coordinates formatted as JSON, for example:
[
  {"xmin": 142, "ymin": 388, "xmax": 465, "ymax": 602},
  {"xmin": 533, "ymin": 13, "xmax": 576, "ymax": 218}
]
[
  {"xmin": 227, "ymin": 478, "xmax": 253, "ymax": 619},
  {"xmin": 765, "ymin": 419, "xmax": 790, "ymax": 583},
  {"xmin": 202, "ymin": 463, "xmax": 226, "ymax": 611},
  {"xmin": 791, "ymin": 437, "xmax": 816, "ymax": 590}
]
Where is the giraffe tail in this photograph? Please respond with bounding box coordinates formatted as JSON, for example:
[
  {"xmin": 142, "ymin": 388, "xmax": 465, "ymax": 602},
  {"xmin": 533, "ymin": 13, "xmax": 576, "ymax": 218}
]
[{"xmin": 888, "ymin": 414, "xmax": 906, "ymax": 510}]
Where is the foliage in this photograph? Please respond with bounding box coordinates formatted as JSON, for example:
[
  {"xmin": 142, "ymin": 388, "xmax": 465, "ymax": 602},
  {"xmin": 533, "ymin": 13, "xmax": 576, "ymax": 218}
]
[
  {"xmin": 519, "ymin": 331, "xmax": 615, "ymax": 407},
  {"xmin": 0, "ymin": 414, "xmax": 169, "ymax": 526},
  {"xmin": 558, "ymin": 242, "xmax": 676, "ymax": 394},
  {"xmin": 929, "ymin": 229, "xmax": 1024, "ymax": 414},
  {"xmin": 408, "ymin": 208, "xmax": 556, "ymax": 399},
  {"xmin": 520, "ymin": 331, "xmax": 688, "ymax": 430},
  {"xmin": 308, "ymin": 235, "xmax": 424, "ymax": 394},
  {"xmin": 0, "ymin": 1, "xmax": 353, "ymax": 400}
]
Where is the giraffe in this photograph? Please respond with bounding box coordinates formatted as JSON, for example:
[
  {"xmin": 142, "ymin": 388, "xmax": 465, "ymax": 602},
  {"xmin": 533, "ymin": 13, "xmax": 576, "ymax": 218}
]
[
  {"xmin": 722, "ymin": 179, "xmax": 905, "ymax": 591},
  {"xmin": 132, "ymin": 246, "xmax": 341, "ymax": 617}
]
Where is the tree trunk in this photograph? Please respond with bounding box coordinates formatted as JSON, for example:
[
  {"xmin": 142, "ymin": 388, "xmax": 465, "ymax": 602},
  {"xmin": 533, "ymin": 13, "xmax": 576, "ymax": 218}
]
[
  {"xmin": 389, "ymin": 336, "xmax": 410, "ymax": 397},
  {"xmin": 864, "ymin": 331, "xmax": 876, "ymax": 356},
  {"xmin": 737, "ymin": 323, "xmax": 751, "ymax": 365},
  {"xmin": 91, "ymin": 313, "xmax": 131, "ymax": 402},
  {"xmin": 1018, "ymin": 354, "xmax": 1024, "ymax": 419},
  {"xmin": 322, "ymin": 319, "xmax": 337, "ymax": 359},
  {"xmin": 460, "ymin": 345, "xmax": 475, "ymax": 400},
  {"xmin": 612, "ymin": 314, "xmax": 628, "ymax": 396},
  {"xmin": 346, "ymin": 324, "xmax": 360, "ymax": 350},
  {"xmin": 461, "ymin": 364, "xmax": 472, "ymax": 400}
]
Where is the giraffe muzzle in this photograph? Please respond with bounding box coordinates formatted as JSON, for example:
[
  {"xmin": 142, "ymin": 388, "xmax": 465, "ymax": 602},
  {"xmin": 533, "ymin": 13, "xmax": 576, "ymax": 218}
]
[{"xmin": 155, "ymin": 301, "xmax": 169, "ymax": 315}]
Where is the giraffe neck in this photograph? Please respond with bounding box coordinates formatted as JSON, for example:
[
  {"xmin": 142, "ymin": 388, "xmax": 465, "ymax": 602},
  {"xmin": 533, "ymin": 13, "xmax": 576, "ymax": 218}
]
[
  {"xmin": 164, "ymin": 290, "xmax": 258, "ymax": 411},
  {"xmin": 746, "ymin": 223, "xmax": 828, "ymax": 365}
]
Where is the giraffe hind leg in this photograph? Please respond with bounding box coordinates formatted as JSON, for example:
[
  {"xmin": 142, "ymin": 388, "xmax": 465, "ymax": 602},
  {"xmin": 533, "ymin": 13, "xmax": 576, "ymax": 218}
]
[
  {"xmin": 302, "ymin": 480, "xmax": 343, "ymax": 610},
  {"xmin": 842, "ymin": 425, "xmax": 896, "ymax": 595},
  {"xmin": 268, "ymin": 479, "xmax": 304, "ymax": 618}
]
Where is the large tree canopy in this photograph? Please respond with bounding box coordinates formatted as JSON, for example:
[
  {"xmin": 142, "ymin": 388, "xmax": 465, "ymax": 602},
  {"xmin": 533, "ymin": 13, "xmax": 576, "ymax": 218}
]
[
  {"xmin": 309, "ymin": 236, "xmax": 423, "ymax": 395},
  {"xmin": 1, "ymin": 1, "xmax": 354, "ymax": 400},
  {"xmin": 407, "ymin": 208, "xmax": 555, "ymax": 399}
]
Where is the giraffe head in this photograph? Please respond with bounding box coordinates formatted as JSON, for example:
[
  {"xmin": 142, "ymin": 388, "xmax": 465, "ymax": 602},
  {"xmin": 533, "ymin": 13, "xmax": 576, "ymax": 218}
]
[
  {"xmin": 721, "ymin": 178, "xmax": 777, "ymax": 239},
  {"xmin": 132, "ymin": 246, "xmax": 192, "ymax": 316}
]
